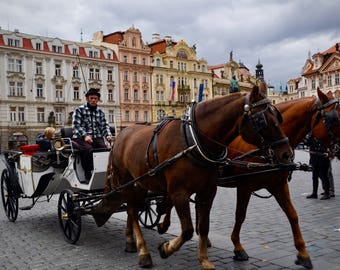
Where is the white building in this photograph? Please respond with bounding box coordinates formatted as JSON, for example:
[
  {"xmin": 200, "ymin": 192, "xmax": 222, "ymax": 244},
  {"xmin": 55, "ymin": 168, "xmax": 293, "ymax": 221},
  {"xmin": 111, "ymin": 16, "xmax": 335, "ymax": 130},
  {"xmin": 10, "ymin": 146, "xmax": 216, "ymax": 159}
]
[{"xmin": 0, "ymin": 28, "xmax": 120, "ymax": 152}]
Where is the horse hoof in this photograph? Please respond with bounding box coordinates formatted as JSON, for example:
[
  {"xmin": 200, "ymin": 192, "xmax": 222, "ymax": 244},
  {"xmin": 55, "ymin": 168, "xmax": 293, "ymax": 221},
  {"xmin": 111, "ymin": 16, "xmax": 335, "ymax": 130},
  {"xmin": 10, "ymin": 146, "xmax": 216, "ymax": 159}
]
[
  {"xmin": 158, "ymin": 241, "xmax": 170, "ymax": 259},
  {"xmin": 295, "ymin": 255, "xmax": 313, "ymax": 269},
  {"xmin": 125, "ymin": 241, "xmax": 137, "ymax": 253},
  {"xmin": 138, "ymin": 253, "xmax": 153, "ymax": 268},
  {"xmin": 233, "ymin": 250, "xmax": 249, "ymax": 261},
  {"xmin": 157, "ymin": 223, "xmax": 168, "ymax": 234}
]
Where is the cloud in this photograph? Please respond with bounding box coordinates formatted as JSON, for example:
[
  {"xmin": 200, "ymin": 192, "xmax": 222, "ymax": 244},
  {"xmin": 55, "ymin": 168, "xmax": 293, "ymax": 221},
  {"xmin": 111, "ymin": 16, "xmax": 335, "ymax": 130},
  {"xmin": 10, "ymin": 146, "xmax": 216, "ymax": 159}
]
[{"xmin": 1, "ymin": 0, "xmax": 339, "ymax": 89}]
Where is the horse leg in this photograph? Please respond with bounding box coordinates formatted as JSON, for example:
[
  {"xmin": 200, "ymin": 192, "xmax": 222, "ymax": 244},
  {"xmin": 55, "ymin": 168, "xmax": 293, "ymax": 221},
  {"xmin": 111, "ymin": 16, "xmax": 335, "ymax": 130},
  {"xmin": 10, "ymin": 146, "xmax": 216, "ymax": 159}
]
[
  {"xmin": 195, "ymin": 188, "xmax": 217, "ymax": 270},
  {"xmin": 267, "ymin": 182, "xmax": 313, "ymax": 269},
  {"xmin": 126, "ymin": 203, "xmax": 153, "ymax": 268},
  {"xmin": 157, "ymin": 195, "xmax": 173, "ymax": 234},
  {"xmin": 158, "ymin": 193, "xmax": 193, "ymax": 259},
  {"xmin": 125, "ymin": 214, "xmax": 137, "ymax": 253},
  {"xmin": 231, "ymin": 188, "xmax": 251, "ymax": 261}
]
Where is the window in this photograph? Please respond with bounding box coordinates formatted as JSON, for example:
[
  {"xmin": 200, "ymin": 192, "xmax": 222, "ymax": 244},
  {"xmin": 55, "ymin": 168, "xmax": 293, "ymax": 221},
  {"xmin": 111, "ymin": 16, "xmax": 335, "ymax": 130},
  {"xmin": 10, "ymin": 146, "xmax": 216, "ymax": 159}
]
[
  {"xmin": 52, "ymin": 45, "xmax": 62, "ymax": 53},
  {"xmin": 35, "ymin": 43, "xmax": 42, "ymax": 50},
  {"xmin": 94, "ymin": 68, "xmax": 100, "ymax": 80},
  {"xmin": 55, "ymin": 64, "xmax": 61, "ymax": 76},
  {"xmin": 37, "ymin": 108, "xmax": 45, "ymax": 122},
  {"xmin": 143, "ymin": 90, "xmax": 148, "ymax": 100},
  {"xmin": 132, "ymin": 37, "xmax": 136, "ymax": 47},
  {"xmin": 124, "ymin": 71, "xmax": 129, "ymax": 81},
  {"xmin": 143, "ymin": 111, "xmax": 148, "ymax": 122},
  {"xmin": 143, "ymin": 73, "xmax": 147, "ymax": 83},
  {"xmin": 73, "ymin": 86, "xmax": 79, "ymax": 100},
  {"xmin": 157, "ymin": 109, "xmax": 166, "ymax": 121},
  {"xmin": 107, "ymin": 53, "xmax": 111, "ymax": 59},
  {"xmin": 107, "ymin": 69, "xmax": 113, "ymax": 81},
  {"xmin": 134, "ymin": 89, "xmax": 138, "ymax": 101},
  {"xmin": 36, "ymin": 83, "xmax": 43, "ymax": 97},
  {"xmin": 156, "ymin": 90, "xmax": 164, "ymax": 101},
  {"xmin": 108, "ymin": 110, "xmax": 115, "ymax": 123},
  {"xmin": 335, "ymin": 73, "xmax": 340, "ymax": 85},
  {"xmin": 170, "ymin": 61, "xmax": 174, "ymax": 69},
  {"xmin": 142, "ymin": 58, "xmax": 146, "ymax": 65},
  {"xmin": 133, "ymin": 72, "xmax": 138, "ymax": 82},
  {"xmin": 89, "ymin": 50, "xmax": 98, "ymax": 58},
  {"xmin": 135, "ymin": 111, "xmax": 139, "ymax": 122},
  {"xmin": 156, "ymin": 58, "xmax": 161, "ymax": 67},
  {"xmin": 18, "ymin": 107, "xmax": 25, "ymax": 122},
  {"xmin": 36, "ymin": 62, "xmax": 43, "ymax": 75},
  {"xmin": 10, "ymin": 107, "xmax": 16, "ymax": 122},
  {"xmin": 8, "ymin": 59, "xmax": 23, "ymax": 73},
  {"xmin": 124, "ymin": 88, "xmax": 129, "ymax": 100},
  {"xmin": 8, "ymin": 38, "xmax": 20, "ymax": 47},
  {"xmin": 327, "ymin": 75, "xmax": 332, "ymax": 87},
  {"xmin": 9, "ymin": 81, "xmax": 24, "ymax": 96},
  {"xmin": 73, "ymin": 66, "xmax": 79, "ymax": 78},
  {"xmin": 201, "ymin": 65, "xmax": 206, "ymax": 72},
  {"xmin": 133, "ymin": 56, "xmax": 137, "ymax": 64},
  {"xmin": 125, "ymin": 110, "xmax": 130, "ymax": 121},
  {"xmin": 55, "ymin": 108, "xmax": 63, "ymax": 124},
  {"xmin": 156, "ymin": 74, "xmax": 164, "ymax": 84},
  {"xmin": 108, "ymin": 89, "xmax": 113, "ymax": 101},
  {"xmin": 89, "ymin": 68, "xmax": 94, "ymax": 79},
  {"xmin": 56, "ymin": 85, "xmax": 63, "ymax": 101},
  {"xmin": 123, "ymin": 55, "xmax": 128, "ymax": 63},
  {"xmin": 72, "ymin": 48, "xmax": 78, "ymax": 55}
]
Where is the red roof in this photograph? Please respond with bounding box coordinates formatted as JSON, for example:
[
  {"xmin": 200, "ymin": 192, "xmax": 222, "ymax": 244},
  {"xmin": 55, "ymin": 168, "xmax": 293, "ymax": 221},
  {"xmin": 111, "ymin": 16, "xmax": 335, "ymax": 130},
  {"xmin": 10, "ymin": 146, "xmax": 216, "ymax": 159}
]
[{"xmin": 322, "ymin": 42, "xmax": 340, "ymax": 54}]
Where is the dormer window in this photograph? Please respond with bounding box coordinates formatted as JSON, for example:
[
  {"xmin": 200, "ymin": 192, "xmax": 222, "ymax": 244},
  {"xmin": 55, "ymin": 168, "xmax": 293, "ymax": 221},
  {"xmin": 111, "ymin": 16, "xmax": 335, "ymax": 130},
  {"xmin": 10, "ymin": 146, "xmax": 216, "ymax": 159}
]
[
  {"xmin": 36, "ymin": 43, "xmax": 42, "ymax": 50},
  {"xmin": 72, "ymin": 48, "xmax": 78, "ymax": 55},
  {"xmin": 52, "ymin": 45, "xmax": 62, "ymax": 53},
  {"xmin": 7, "ymin": 38, "xmax": 21, "ymax": 47}
]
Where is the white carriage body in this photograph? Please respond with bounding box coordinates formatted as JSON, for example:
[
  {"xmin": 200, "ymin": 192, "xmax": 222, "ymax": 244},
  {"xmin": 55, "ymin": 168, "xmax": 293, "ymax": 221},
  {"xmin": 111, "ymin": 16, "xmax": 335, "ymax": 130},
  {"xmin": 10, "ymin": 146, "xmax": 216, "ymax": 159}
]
[{"xmin": 15, "ymin": 149, "xmax": 111, "ymax": 198}]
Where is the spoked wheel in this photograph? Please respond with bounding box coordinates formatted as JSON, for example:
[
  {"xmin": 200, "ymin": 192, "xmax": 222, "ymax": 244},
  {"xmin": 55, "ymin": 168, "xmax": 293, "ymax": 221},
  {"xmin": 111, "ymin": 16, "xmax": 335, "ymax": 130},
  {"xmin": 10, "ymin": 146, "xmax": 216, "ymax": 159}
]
[
  {"xmin": 138, "ymin": 197, "xmax": 162, "ymax": 229},
  {"xmin": 58, "ymin": 189, "xmax": 81, "ymax": 244},
  {"xmin": 1, "ymin": 169, "xmax": 19, "ymax": 222}
]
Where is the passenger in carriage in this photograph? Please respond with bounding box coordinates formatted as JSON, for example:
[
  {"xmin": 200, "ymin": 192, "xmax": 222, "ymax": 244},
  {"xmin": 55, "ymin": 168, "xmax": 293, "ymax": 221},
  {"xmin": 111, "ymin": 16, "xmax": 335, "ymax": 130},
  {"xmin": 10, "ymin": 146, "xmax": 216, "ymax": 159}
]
[
  {"xmin": 36, "ymin": 127, "xmax": 56, "ymax": 151},
  {"xmin": 72, "ymin": 88, "xmax": 113, "ymax": 182}
]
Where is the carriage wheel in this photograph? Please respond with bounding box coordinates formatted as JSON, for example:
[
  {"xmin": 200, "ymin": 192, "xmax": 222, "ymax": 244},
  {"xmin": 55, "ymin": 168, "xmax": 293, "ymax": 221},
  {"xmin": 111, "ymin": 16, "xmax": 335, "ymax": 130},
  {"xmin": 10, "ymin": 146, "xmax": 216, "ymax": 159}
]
[
  {"xmin": 58, "ymin": 189, "xmax": 81, "ymax": 244},
  {"xmin": 1, "ymin": 169, "xmax": 19, "ymax": 222},
  {"xmin": 138, "ymin": 197, "xmax": 162, "ymax": 229}
]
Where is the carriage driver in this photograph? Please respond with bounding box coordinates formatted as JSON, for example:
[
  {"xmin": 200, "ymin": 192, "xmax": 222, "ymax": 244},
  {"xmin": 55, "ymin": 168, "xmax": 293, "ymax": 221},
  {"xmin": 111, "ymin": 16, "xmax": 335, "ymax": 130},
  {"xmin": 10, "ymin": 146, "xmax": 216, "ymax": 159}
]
[{"xmin": 72, "ymin": 88, "xmax": 113, "ymax": 182}]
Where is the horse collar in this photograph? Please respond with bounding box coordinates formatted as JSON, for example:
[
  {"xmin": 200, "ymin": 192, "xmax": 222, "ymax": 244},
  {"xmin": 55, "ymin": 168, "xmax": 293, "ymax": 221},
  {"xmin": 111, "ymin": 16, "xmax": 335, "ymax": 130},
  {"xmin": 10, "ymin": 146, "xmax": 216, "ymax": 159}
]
[{"xmin": 182, "ymin": 102, "xmax": 228, "ymax": 165}]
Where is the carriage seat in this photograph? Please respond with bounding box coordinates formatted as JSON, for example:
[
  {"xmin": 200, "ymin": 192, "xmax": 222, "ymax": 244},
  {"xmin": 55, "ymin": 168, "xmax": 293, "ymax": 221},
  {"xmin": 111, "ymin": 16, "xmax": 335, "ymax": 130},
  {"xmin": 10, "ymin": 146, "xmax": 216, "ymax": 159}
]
[{"xmin": 60, "ymin": 127, "xmax": 112, "ymax": 153}]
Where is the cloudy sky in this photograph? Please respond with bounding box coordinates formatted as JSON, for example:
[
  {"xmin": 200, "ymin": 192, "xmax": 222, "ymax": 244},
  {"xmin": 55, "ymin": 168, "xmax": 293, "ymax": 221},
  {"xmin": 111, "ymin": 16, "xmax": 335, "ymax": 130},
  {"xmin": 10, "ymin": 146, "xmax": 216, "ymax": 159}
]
[{"xmin": 1, "ymin": 0, "xmax": 340, "ymax": 90}]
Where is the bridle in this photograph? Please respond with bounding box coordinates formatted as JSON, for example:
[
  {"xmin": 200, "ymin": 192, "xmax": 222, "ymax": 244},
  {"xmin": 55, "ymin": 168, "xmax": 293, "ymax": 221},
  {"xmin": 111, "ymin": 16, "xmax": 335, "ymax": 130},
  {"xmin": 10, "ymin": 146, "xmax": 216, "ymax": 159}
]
[
  {"xmin": 309, "ymin": 97, "xmax": 340, "ymax": 156},
  {"xmin": 239, "ymin": 94, "xmax": 289, "ymax": 162},
  {"xmin": 182, "ymin": 94, "xmax": 289, "ymax": 165}
]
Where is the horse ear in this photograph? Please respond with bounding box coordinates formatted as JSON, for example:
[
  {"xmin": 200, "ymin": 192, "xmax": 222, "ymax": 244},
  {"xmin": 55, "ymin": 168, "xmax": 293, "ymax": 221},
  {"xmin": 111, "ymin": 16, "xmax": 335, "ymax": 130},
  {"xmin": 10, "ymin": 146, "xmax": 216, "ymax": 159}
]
[
  {"xmin": 251, "ymin": 85, "xmax": 260, "ymax": 98},
  {"xmin": 258, "ymin": 81, "xmax": 267, "ymax": 96},
  {"xmin": 326, "ymin": 90, "xmax": 334, "ymax": 99},
  {"xmin": 317, "ymin": 87, "xmax": 329, "ymax": 104}
]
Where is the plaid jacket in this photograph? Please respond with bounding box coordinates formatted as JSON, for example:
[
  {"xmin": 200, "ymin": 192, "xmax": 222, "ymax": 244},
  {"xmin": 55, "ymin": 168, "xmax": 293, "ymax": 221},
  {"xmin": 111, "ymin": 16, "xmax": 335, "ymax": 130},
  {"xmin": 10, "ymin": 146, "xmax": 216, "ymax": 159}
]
[{"xmin": 72, "ymin": 103, "xmax": 112, "ymax": 139}]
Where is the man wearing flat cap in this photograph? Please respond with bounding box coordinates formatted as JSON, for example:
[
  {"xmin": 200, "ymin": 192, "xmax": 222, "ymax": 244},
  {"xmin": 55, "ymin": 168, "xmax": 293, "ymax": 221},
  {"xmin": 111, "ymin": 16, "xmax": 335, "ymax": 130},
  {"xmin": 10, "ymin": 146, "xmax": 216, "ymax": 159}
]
[{"xmin": 72, "ymin": 88, "xmax": 113, "ymax": 182}]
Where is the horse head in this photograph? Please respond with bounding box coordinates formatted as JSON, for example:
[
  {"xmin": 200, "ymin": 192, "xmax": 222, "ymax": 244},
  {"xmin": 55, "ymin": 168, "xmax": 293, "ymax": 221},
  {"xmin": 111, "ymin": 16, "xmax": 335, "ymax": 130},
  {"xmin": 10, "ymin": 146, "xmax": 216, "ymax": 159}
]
[
  {"xmin": 310, "ymin": 88, "xmax": 340, "ymax": 159},
  {"xmin": 239, "ymin": 85, "xmax": 293, "ymax": 164}
]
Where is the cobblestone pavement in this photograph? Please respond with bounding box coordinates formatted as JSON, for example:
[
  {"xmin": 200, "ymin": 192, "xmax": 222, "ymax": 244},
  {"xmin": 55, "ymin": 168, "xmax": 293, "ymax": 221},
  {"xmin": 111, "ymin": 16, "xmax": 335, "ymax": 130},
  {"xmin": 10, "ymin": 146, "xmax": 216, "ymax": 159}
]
[{"xmin": 0, "ymin": 150, "xmax": 339, "ymax": 270}]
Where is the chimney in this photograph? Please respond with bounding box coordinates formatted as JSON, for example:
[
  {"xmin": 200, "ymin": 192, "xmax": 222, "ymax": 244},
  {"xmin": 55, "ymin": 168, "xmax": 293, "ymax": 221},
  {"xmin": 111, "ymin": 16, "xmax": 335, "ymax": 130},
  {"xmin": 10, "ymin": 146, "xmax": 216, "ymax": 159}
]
[
  {"xmin": 93, "ymin": 31, "xmax": 103, "ymax": 42},
  {"xmin": 152, "ymin": 33, "xmax": 161, "ymax": 42},
  {"xmin": 164, "ymin": 35, "xmax": 172, "ymax": 42}
]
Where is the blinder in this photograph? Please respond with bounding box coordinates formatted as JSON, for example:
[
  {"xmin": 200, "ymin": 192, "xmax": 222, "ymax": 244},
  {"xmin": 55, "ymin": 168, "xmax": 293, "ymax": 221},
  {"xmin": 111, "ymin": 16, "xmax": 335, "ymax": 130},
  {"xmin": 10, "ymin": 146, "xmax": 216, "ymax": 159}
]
[{"xmin": 323, "ymin": 109, "xmax": 339, "ymax": 129}]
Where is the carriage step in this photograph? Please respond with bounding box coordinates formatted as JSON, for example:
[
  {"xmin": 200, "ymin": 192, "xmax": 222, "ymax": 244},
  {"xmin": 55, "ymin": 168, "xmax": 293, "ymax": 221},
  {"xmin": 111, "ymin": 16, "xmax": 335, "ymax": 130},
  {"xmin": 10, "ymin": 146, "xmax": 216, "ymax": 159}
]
[{"xmin": 19, "ymin": 205, "xmax": 33, "ymax": 210}]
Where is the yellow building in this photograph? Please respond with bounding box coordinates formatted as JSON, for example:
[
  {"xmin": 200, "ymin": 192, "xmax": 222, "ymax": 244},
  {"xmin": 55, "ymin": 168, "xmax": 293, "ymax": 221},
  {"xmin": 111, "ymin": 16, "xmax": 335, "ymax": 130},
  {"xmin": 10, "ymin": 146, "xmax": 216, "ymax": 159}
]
[{"xmin": 149, "ymin": 34, "xmax": 212, "ymax": 121}]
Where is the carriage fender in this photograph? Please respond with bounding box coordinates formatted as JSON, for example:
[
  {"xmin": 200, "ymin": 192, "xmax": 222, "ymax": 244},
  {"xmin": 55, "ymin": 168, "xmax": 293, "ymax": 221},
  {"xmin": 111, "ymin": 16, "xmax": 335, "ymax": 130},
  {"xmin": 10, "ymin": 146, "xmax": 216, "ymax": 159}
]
[{"xmin": 1, "ymin": 155, "xmax": 23, "ymax": 196}]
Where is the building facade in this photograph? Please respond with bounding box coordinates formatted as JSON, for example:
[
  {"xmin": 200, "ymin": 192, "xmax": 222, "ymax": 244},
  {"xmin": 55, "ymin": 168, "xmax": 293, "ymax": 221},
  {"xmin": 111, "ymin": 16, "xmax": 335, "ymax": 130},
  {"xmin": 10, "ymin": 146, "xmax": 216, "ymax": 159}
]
[
  {"xmin": 0, "ymin": 28, "xmax": 120, "ymax": 152},
  {"xmin": 149, "ymin": 34, "xmax": 212, "ymax": 120},
  {"xmin": 92, "ymin": 27, "xmax": 153, "ymax": 128},
  {"xmin": 209, "ymin": 52, "xmax": 258, "ymax": 98}
]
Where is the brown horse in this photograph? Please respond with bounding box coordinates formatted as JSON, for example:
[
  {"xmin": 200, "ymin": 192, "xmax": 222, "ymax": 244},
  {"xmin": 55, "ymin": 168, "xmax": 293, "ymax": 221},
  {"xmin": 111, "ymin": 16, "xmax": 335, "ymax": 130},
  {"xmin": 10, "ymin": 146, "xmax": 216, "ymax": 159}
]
[
  {"xmin": 105, "ymin": 86, "xmax": 292, "ymax": 269},
  {"xmin": 218, "ymin": 88, "xmax": 340, "ymax": 269}
]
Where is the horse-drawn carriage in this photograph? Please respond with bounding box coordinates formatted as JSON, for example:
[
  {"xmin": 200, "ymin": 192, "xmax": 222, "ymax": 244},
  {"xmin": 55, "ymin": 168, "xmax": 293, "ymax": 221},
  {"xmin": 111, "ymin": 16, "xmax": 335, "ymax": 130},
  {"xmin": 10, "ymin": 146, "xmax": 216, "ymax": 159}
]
[
  {"xmin": 1, "ymin": 85, "xmax": 339, "ymax": 270},
  {"xmin": 0, "ymin": 127, "xmax": 164, "ymax": 244}
]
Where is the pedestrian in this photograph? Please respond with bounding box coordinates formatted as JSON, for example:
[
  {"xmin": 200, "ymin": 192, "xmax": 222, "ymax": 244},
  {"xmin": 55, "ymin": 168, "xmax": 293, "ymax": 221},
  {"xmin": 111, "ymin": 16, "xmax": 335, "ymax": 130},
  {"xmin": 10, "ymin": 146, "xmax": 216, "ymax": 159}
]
[
  {"xmin": 304, "ymin": 135, "xmax": 331, "ymax": 200},
  {"xmin": 72, "ymin": 88, "xmax": 113, "ymax": 182}
]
